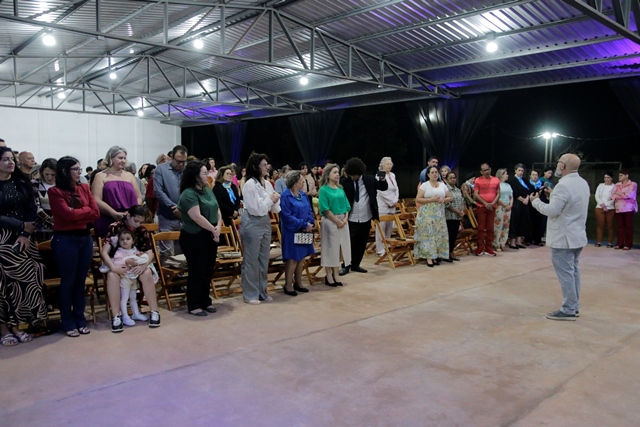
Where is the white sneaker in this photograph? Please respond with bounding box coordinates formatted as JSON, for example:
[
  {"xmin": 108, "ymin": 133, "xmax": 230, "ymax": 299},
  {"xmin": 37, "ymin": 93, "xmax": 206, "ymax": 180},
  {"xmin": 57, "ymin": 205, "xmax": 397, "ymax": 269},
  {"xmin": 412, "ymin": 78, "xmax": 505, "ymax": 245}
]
[
  {"xmin": 132, "ymin": 313, "xmax": 148, "ymax": 321},
  {"xmin": 244, "ymin": 299, "xmax": 261, "ymax": 305},
  {"xmin": 122, "ymin": 316, "xmax": 136, "ymax": 326}
]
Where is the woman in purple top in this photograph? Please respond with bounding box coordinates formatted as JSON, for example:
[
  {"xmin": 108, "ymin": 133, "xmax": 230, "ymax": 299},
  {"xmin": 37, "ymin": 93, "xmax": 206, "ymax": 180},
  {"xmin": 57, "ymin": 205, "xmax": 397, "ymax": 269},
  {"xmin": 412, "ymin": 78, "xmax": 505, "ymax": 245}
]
[{"xmin": 91, "ymin": 146, "xmax": 142, "ymax": 237}]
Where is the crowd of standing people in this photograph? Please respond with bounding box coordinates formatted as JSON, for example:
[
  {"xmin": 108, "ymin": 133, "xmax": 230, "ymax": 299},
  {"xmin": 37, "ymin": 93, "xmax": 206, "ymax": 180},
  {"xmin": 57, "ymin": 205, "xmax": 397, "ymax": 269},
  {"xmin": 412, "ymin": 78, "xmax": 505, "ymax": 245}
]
[{"xmin": 0, "ymin": 133, "xmax": 637, "ymax": 345}]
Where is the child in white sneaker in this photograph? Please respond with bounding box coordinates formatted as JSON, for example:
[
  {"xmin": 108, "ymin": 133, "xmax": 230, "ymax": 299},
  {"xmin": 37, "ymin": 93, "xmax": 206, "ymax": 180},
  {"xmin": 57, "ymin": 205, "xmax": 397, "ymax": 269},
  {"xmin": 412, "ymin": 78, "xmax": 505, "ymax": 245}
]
[{"xmin": 111, "ymin": 229, "xmax": 149, "ymax": 326}]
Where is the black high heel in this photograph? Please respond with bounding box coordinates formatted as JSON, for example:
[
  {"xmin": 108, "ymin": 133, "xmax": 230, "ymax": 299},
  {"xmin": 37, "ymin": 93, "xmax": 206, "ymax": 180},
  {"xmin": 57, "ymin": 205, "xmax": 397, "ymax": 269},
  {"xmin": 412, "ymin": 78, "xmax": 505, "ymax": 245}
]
[
  {"xmin": 426, "ymin": 260, "xmax": 434, "ymax": 268},
  {"xmin": 293, "ymin": 283, "xmax": 309, "ymax": 293},
  {"xmin": 332, "ymin": 274, "xmax": 343, "ymax": 286},
  {"xmin": 283, "ymin": 286, "xmax": 298, "ymax": 296},
  {"xmin": 325, "ymin": 277, "xmax": 339, "ymax": 287}
]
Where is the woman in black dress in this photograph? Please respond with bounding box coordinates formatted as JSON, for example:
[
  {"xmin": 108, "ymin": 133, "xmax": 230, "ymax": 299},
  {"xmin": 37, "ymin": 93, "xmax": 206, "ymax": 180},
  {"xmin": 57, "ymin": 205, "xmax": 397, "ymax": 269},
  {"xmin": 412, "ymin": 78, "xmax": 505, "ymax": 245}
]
[
  {"xmin": 507, "ymin": 163, "xmax": 532, "ymax": 249},
  {"xmin": 0, "ymin": 147, "xmax": 47, "ymax": 346},
  {"xmin": 212, "ymin": 165, "xmax": 241, "ymax": 226}
]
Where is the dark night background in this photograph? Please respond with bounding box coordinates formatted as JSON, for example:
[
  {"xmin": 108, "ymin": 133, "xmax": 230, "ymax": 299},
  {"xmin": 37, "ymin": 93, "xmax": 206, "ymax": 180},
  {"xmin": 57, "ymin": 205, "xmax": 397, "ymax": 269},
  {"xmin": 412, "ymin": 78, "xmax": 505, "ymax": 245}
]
[{"xmin": 183, "ymin": 80, "xmax": 640, "ymax": 178}]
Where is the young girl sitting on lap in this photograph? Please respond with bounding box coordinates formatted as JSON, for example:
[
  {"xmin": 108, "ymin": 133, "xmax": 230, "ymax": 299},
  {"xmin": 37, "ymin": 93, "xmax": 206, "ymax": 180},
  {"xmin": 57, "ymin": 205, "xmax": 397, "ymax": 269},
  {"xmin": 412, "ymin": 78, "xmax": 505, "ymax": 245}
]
[{"xmin": 111, "ymin": 229, "xmax": 151, "ymax": 326}]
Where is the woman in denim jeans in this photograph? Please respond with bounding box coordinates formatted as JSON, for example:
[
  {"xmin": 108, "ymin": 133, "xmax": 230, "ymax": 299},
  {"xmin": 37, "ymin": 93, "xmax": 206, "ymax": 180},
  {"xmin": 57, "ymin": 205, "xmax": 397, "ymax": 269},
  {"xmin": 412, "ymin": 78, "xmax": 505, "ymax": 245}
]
[{"xmin": 48, "ymin": 156, "xmax": 100, "ymax": 337}]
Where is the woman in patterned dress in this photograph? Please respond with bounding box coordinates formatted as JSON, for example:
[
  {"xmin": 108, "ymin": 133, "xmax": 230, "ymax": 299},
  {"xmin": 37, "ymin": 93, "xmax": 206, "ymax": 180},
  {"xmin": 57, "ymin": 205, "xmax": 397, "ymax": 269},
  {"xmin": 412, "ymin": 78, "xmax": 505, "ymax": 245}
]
[
  {"xmin": 414, "ymin": 166, "xmax": 451, "ymax": 267},
  {"xmin": 493, "ymin": 168, "xmax": 513, "ymax": 252},
  {"xmin": 0, "ymin": 147, "xmax": 47, "ymax": 346},
  {"xmin": 444, "ymin": 171, "xmax": 465, "ymax": 262}
]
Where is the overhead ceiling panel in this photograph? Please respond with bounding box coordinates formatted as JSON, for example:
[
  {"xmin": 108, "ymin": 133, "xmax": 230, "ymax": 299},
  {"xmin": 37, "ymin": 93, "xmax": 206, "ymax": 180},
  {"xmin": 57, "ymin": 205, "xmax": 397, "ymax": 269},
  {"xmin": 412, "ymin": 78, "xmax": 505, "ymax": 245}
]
[{"xmin": 1, "ymin": 0, "xmax": 640, "ymax": 124}]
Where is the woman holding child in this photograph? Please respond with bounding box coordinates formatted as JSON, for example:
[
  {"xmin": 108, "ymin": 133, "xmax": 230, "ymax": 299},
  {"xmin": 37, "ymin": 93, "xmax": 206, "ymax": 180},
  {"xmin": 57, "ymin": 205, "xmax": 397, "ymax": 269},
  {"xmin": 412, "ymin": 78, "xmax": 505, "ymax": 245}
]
[
  {"xmin": 100, "ymin": 205, "xmax": 161, "ymax": 332},
  {"xmin": 48, "ymin": 156, "xmax": 100, "ymax": 337}
]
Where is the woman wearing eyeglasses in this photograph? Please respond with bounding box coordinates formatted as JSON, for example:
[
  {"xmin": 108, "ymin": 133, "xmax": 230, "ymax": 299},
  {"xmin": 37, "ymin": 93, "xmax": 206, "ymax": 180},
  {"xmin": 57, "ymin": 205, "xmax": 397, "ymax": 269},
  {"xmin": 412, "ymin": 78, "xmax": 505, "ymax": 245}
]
[{"xmin": 48, "ymin": 157, "xmax": 100, "ymax": 337}]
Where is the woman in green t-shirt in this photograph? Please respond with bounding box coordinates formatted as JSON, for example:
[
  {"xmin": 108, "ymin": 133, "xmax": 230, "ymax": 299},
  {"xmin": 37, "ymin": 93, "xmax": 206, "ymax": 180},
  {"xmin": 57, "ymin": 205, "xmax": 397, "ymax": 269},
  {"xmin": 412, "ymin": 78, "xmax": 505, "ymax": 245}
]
[
  {"xmin": 177, "ymin": 161, "xmax": 222, "ymax": 317},
  {"xmin": 318, "ymin": 164, "xmax": 351, "ymax": 287}
]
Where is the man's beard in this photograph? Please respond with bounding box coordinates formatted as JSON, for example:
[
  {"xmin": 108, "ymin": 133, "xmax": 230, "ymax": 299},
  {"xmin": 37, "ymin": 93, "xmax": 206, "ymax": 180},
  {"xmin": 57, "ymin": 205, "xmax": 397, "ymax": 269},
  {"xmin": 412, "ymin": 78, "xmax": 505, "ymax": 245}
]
[{"xmin": 554, "ymin": 166, "xmax": 563, "ymax": 177}]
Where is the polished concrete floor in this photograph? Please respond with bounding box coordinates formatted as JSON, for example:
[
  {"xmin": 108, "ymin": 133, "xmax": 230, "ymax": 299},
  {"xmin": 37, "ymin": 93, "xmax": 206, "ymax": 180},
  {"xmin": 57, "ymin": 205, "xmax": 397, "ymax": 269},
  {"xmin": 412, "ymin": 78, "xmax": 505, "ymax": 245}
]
[{"xmin": 2, "ymin": 245, "xmax": 640, "ymax": 427}]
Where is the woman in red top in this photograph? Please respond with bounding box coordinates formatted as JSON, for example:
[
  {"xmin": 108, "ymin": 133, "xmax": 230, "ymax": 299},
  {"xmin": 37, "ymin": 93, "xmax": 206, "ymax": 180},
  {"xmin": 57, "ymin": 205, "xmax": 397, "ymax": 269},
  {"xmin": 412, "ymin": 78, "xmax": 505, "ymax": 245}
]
[{"xmin": 48, "ymin": 156, "xmax": 100, "ymax": 337}]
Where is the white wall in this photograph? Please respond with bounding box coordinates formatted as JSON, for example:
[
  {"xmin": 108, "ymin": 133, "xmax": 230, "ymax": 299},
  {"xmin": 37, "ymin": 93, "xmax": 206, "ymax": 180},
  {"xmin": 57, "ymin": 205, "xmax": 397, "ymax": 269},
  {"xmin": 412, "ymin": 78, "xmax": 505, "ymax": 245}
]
[{"xmin": 0, "ymin": 105, "xmax": 181, "ymax": 170}]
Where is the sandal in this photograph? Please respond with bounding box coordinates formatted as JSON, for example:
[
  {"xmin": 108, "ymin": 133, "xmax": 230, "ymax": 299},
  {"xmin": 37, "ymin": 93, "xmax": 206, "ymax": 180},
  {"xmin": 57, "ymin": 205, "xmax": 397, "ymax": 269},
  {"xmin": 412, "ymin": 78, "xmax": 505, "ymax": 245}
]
[
  {"xmin": 66, "ymin": 329, "xmax": 80, "ymax": 338},
  {"xmin": 14, "ymin": 330, "xmax": 32, "ymax": 343},
  {"xmin": 1, "ymin": 333, "xmax": 19, "ymax": 347},
  {"xmin": 78, "ymin": 327, "xmax": 90, "ymax": 335},
  {"xmin": 594, "ymin": 243, "xmax": 602, "ymax": 247}
]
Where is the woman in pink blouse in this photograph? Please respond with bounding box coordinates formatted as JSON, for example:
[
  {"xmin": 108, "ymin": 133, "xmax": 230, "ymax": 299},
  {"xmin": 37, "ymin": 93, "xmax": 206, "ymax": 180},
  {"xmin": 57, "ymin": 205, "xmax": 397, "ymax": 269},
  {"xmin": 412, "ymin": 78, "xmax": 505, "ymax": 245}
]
[{"xmin": 610, "ymin": 170, "xmax": 637, "ymax": 250}]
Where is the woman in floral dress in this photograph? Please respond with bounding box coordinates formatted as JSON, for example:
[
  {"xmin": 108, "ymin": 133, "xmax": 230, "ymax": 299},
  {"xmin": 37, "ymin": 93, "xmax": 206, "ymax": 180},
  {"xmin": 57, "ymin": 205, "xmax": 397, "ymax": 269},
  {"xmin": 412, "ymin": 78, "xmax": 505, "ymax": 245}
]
[{"xmin": 414, "ymin": 166, "xmax": 451, "ymax": 267}]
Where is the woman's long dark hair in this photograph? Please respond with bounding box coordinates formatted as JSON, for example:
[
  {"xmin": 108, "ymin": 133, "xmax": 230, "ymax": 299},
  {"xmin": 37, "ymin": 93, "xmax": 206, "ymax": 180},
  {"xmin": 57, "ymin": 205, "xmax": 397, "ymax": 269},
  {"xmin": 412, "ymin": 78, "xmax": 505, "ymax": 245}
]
[
  {"xmin": 180, "ymin": 160, "xmax": 206, "ymax": 193},
  {"xmin": 0, "ymin": 146, "xmax": 32, "ymax": 196},
  {"xmin": 55, "ymin": 156, "xmax": 81, "ymax": 191},
  {"xmin": 245, "ymin": 152, "xmax": 269, "ymax": 181}
]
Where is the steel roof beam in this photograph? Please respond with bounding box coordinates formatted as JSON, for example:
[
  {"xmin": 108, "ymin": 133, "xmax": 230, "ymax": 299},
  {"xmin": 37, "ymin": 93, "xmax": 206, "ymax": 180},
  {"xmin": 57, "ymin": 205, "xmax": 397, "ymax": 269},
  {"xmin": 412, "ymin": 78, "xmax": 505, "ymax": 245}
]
[
  {"xmin": 560, "ymin": 0, "xmax": 640, "ymax": 46},
  {"xmin": 431, "ymin": 52, "xmax": 640, "ymax": 84}
]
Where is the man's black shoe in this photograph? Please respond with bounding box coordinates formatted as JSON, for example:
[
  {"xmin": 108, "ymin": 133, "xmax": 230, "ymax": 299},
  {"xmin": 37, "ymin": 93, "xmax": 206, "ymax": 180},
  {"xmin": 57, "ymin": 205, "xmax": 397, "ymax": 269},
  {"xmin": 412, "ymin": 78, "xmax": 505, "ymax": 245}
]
[
  {"xmin": 338, "ymin": 266, "xmax": 350, "ymax": 276},
  {"xmin": 351, "ymin": 266, "xmax": 368, "ymax": 273}
]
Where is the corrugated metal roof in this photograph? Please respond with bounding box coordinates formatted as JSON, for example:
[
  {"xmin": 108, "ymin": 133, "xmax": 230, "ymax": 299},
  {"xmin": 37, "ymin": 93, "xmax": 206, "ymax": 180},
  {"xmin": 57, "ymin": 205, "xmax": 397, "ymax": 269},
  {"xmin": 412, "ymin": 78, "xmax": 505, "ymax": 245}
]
[{"xmin": 1, "ymin": 0, "xmax": 639, "ymax": 124}]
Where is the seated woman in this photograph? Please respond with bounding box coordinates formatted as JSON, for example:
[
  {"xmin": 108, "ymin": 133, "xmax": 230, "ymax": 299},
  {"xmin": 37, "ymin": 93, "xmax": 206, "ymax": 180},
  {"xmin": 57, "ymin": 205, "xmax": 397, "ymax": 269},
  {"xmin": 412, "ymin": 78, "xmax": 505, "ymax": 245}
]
[
  {"xmin": 212, "ymin": 165, "xmax": 240, "ymax": 226},
  {"xmin": 279, "ymin": 170, "xmax": 315, "ymax": 296},
  {"xmin": 100, "ymin": 205, "xmax": 161, "ymax": 332},
  {"xmin": 0, "ymin": 147, "xmax": 47, "ymax": 346}
]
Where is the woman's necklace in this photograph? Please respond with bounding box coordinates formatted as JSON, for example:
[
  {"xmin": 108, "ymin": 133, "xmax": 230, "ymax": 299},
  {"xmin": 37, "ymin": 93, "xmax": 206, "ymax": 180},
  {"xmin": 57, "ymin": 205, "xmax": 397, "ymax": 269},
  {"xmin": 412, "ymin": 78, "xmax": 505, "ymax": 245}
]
[{"xmin": 291, "ymin": 191, "xmax": 302, "ymax": 200}]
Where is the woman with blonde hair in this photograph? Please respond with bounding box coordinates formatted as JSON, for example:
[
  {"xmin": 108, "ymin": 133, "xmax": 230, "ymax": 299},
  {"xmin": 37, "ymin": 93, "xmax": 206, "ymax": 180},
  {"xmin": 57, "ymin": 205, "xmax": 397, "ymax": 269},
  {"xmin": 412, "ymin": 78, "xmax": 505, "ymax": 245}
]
[
  {"xmin": 318, "ymin": 164, "xmax": 350, "ymax": 286},
  {"xmin": 375, "ymin": 157, "xmax": 399, "ymax": 256},
  {"xmin": 92, "ymin": 146, "xmax": 142, "ymax": 237},
  {"xmin": 493, "ymin": 168, "xmax": 513, "ymax": 252}
]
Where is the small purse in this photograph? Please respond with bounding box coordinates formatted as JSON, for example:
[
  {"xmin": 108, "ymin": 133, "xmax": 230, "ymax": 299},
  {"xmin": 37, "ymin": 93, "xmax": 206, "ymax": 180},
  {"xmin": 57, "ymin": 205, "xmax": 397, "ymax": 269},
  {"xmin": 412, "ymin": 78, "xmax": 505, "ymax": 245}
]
[{"xmin": 293, "ymin": 232, "xmax": 313, "ymax": 245}]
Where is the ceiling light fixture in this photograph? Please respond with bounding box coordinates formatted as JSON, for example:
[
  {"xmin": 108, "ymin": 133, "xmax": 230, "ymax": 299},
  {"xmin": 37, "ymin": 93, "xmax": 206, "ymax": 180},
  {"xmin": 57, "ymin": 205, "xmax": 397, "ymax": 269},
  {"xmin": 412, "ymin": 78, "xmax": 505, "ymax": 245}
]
[
  {"xmin": 486, "ymin": 32, "xmax": 498, "ymax": 53},
  {"xmin": 54, "ymin": 60, "xmax": 60, "ymax": 72},
  {"xmin": 57, "ymin": 91, "xmax": 66, "ymax": 100},
  {"xmin": 43, "ymin": 34, "xmax": 56, "ymax": 46},
  {"xmin": 194, "ymin": 39, "xmax": 204, "ymax": 49},
  {"xmin": 109, "ymin": 71, "xmax": 117, "ymax": 80},
  {"xmin": 137, "ymin": 110, "xmax": 144, "ymax": 117},
  {"xmin": 299, "ymin": 76, "xmax": 309, "ymax": 86},
  {"xmin": 129, "ymin": 48, "xmax": 134, "ymax": 54}
]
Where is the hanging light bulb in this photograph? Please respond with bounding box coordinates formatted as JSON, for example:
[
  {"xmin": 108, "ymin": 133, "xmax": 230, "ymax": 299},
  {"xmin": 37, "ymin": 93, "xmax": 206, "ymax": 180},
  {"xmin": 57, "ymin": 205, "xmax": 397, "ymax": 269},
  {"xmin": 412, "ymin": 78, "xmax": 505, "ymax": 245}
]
[
  {"xmin": 299, "ymin": 76, "xmax": 309, "ymax": 86},
  {"xmin": 57, "ymin": 91, "xmax": 66, "ymax": 100},
  {"xmin": 137, "ymin": 110, "xmax": 144, "ymax": 117},
  {"xmin": 43, "ymin": 34, "xmax": 56, "ymax": 46},
  {"xmin": 485, "ymin": 32, "xmax": 498, "ymax": 53},
  {"xmin": 109, "ymin": 71, "xmax": 117, "ymax": 80},
  {"xmin": 194, "ymin": 39, "xmax": 204, "ymax": 49}
]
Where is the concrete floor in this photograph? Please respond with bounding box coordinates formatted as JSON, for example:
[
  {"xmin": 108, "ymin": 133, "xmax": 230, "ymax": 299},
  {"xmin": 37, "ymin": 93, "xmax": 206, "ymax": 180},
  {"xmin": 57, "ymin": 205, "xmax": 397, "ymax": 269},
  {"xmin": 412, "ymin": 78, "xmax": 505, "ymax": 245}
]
[{"xmin": 2, "ymin": 245, "xmax": 640, "ymax": 427}]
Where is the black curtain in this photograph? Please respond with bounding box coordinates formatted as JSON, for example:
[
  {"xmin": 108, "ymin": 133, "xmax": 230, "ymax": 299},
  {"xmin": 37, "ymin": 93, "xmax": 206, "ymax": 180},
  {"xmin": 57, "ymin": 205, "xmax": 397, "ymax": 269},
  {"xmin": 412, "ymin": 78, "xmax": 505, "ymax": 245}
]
[
  {"xmin": 214, "ymin": 122, "xmax": 247, "ymax": 164},
  {"xmin": 288, "ymin": 110, "xmax": 344, "ymax": 166},
  {"xmin": 406, "ymin": 96, "xmax": 497, "ymax": 168},
  {"xmin": 610, "ymin": 78, "xmax": 640, "ymax": 131}
]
